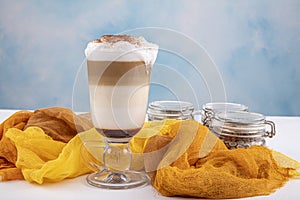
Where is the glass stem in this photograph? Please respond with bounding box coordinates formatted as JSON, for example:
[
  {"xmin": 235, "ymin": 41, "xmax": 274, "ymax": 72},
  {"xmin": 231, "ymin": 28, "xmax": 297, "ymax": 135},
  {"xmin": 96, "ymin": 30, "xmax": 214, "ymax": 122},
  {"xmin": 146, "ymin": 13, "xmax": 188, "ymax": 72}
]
[{"xmin": 103, "ymin": 141, "xmax": 132, "ymax": 172}]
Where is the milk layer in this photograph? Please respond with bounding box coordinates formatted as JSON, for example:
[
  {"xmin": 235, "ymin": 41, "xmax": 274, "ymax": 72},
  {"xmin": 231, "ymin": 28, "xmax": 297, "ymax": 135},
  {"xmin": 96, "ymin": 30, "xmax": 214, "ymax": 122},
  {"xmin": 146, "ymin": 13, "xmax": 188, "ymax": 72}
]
[{"xmin": 89, "ymin": 84, "xmax": 149, "ymax": 130}]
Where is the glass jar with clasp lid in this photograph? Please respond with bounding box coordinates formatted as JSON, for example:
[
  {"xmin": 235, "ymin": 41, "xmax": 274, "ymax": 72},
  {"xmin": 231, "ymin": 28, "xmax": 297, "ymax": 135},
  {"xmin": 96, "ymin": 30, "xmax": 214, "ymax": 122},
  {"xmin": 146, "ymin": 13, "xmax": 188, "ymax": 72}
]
[
  {"xmin": 210, "ymin": 111, "xmax": 276, "ymax": 149},
  {"xmin": 201, "ymin": 102, "xmax": 248, "ymax": 127},
  {"xmin": 147, "ymin": 101, "xmax": 195, "ymax": 121}
]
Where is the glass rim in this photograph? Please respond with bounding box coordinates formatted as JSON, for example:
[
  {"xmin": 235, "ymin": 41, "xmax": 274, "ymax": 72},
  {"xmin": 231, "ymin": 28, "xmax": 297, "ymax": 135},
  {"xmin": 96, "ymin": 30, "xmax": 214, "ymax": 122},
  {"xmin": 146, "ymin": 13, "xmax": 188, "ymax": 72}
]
[
  {"xmin": 213, "ymin": 110, "xmax": 265, "ymax": 125},
  {"xmin": 202, "ymin": 102, "xmax": 248, "ymax": 111},
  {"xmin": 148, "ymin": 100, "xmax": 194, "ymax": 112}
]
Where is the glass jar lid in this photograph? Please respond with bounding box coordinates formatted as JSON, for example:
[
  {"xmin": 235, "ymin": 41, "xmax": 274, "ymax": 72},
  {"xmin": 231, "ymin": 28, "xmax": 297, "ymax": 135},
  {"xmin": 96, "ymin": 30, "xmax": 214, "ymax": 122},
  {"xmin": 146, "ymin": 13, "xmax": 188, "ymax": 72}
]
[
  {"xmin": 201, "ymin": 102, "xmax": 248, "ymax": 126},
  {"xmin": 147, "ymin": 101, "xmax": 194, "ymax": 120},
  {"xmin": 211, "ymin": 111, "xmax": 276, "ymax": 138},
  {"xmin": 202, "ymin": 102, "xmax": 248, "ymax": 113},
  {"xmin": 215, "ymin": 111, "xmax": 265, "ymax": 125}
]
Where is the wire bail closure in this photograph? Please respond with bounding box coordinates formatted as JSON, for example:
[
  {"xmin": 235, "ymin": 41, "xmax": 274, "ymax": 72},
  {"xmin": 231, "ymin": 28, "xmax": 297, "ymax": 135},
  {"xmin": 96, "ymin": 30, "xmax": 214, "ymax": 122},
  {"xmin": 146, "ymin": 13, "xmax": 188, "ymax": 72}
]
[{"xmin": 265, "ymin": 120, "xmax": 276, "ymax": 138}]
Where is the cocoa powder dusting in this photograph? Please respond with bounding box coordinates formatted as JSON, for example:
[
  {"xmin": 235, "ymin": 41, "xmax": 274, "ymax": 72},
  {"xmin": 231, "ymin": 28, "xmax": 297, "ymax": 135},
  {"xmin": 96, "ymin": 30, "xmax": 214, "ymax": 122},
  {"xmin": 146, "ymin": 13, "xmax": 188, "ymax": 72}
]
[{"xmin": 92, "ymin": 35, "xmax": 140, "ymax": 45}]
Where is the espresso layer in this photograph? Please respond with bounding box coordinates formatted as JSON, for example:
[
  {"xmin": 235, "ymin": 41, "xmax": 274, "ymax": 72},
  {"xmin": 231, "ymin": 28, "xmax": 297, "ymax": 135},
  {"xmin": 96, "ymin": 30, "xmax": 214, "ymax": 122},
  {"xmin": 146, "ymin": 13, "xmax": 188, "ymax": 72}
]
[
  {"xmin": 96, "ymin": 128, "xmax": 141, "ymax": 139},
  {"xmin": 87, "ymin": 60, "xmax": 150, "ymax": 86}
]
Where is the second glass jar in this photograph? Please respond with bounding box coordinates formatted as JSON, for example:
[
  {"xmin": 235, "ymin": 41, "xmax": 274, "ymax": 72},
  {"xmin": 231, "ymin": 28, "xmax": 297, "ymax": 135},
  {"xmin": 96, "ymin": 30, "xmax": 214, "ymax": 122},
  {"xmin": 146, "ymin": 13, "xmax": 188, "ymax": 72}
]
[{"xmin": 210, "ymin": 111, "xmax": 276, "ymax": 149}]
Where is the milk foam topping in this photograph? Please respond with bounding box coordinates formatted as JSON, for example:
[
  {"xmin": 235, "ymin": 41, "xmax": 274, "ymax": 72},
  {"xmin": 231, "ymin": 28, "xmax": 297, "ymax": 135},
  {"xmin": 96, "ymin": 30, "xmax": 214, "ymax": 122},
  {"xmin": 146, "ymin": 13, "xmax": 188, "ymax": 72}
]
[{"xmin": 85, "ymin": 35, "xmax": 158, "ymax": 64}]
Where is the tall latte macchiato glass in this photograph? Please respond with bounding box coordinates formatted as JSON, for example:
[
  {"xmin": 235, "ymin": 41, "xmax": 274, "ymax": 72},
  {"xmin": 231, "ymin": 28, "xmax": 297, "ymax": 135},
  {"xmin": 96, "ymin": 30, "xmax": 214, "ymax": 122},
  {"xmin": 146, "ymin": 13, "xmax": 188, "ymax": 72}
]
[{"xmin": 84, "ymin": 35, "xmax": 158, "ymax": 189}]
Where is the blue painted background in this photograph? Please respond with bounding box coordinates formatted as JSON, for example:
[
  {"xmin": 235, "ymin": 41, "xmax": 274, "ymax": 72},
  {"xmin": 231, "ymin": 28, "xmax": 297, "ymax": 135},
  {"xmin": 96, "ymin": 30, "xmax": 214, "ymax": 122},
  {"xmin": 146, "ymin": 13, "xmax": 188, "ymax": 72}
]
[{"xmin": 0, "ymin": 0, "xmax": 299, "ymax": 116}]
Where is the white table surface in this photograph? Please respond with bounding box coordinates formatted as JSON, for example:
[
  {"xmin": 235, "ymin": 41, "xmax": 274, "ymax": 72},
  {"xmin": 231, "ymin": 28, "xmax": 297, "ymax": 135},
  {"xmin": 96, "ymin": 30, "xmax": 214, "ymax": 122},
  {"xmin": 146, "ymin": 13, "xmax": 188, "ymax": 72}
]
[{"xmin": 0, "ymin": 109, "xmax": 299, "ymax": 200}]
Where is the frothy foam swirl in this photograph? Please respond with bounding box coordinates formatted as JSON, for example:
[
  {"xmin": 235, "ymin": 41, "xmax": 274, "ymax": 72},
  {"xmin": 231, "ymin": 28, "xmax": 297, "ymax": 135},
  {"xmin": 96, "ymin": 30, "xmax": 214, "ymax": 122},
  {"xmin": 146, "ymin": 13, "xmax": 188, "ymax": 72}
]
[{"xmin": 85, "ymin": 35, "xmax": 159, "ymax": 64}]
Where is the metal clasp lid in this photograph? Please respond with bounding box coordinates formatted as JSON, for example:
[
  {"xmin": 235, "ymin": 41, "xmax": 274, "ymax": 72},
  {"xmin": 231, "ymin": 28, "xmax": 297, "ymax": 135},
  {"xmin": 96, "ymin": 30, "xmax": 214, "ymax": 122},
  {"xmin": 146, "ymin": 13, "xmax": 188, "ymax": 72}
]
[
  {"xmin": 201, "ymin": 102, "xmax": 248, "ymax": 127},
  {"xmin": 265, "ymin": 120, "xmax": 276, "ymax": 138},
  {"xmin": 147, "ymin": 101, "xmax": 195, "ymax": 120}
]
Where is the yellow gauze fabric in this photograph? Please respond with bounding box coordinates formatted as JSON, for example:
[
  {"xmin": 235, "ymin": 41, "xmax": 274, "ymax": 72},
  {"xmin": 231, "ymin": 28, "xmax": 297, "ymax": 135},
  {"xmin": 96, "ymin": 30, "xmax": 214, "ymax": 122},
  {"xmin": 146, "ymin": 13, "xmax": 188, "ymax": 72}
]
[
  {"xmin": 144, "ymin": 120, "xmax": 300, "ymax": 199},
  {"xmin": 5, "ymin": 127, "xmax": 92, "ymax": 184}
]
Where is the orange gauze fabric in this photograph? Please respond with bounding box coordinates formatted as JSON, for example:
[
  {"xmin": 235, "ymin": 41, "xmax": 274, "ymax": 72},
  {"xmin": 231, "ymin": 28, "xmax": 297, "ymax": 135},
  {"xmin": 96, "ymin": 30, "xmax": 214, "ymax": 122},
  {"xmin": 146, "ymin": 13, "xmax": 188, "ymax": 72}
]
[
  {"xmin": 0, "ymin": 110, "xmax": 33, "ymax": 181},
  {"xmin": 0, "ymin": 107, "xmax": 93, "ymax": 182},
  {"xmin": 146, "ymin": 120, "xmax": 300, "ymax": 199},
  {"xmin": 24, "ymin": 107, "xmax": 92, "ymax": 143},
  {"xmin": 0, "ymin": 110, "xmax": 33, "ymax": 139}
]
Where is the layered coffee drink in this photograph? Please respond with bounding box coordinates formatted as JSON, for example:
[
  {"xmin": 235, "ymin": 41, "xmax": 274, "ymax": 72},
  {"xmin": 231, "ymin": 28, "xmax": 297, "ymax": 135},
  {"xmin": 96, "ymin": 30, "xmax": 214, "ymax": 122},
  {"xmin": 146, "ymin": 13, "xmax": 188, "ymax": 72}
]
[{"xmin": 85, "ymin": 35, "xmax": 158, "ymax": 142}]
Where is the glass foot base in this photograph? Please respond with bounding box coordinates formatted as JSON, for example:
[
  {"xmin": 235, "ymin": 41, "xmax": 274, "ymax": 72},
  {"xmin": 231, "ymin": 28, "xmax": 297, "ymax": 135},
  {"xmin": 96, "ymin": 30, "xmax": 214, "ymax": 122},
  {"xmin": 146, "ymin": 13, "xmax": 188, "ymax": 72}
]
[{"xmin": 86, "ymin": 170, "xmax": 150, "ymax": 189}]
